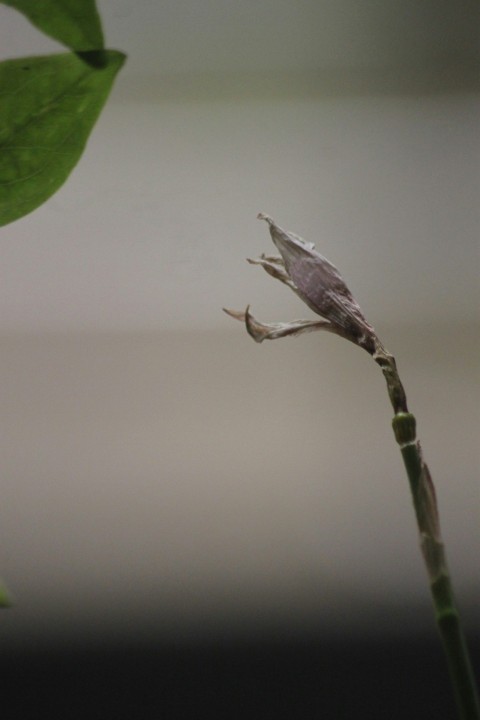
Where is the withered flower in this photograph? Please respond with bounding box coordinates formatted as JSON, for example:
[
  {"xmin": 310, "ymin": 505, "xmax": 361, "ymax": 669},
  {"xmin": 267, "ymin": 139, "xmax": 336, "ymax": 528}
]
[
  {"xmin": 224, "ymin": 213, "xmax": 378, "ymax": 354},
  {"xmin": 224, "ymin": 216, "xmax": 480, "ymax": 715}
]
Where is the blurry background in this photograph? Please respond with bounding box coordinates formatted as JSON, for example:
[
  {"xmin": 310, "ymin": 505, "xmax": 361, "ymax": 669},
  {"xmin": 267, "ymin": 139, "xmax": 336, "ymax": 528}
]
[{"xmin": 0, "ymin": 1, "xmax": 479, "ymax": 717}]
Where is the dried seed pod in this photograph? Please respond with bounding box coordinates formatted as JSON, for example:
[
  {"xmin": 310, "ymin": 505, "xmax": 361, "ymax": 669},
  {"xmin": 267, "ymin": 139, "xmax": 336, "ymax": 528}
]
[{"xmin": 225, "ymin": 214, "xmax": 379, "ymax": 354}]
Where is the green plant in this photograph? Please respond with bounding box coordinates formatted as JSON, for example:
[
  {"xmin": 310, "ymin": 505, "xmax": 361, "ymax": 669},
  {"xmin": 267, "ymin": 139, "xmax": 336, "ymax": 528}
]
[
  {"xmin": 0, "ymin": 0, "xmax": 125, "ymax": 228},
  {"xmin": 0, "ymin": 0, "xmax": 126, "ymax": 603},
  {"xmin": 225, "ymin": 214, "xmax": 480, "ymax": 720}
]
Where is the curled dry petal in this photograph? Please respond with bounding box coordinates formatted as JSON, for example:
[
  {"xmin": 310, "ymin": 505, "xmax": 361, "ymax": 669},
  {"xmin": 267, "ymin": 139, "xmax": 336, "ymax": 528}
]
[
  {"xmin": 223, "ymin": 306, "xmax": 333, "ymax": 343},
  {"xmin": 247, "ymin": 255, "xmax": 295, "ymax": 289}
]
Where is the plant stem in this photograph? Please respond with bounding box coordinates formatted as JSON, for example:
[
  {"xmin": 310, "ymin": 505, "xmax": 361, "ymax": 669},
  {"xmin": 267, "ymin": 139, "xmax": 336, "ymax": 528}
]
[
  {"xmin": 0, "ymin": 579, "xmax": 11, "ymax": 607},
  {"xmin": 373, "ymin": 342, "xmax": 479, "ymax": 720}
]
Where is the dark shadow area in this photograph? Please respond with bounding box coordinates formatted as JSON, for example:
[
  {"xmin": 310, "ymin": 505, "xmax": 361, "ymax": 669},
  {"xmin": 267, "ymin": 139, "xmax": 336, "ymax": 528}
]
[{"xmin": 3, "ymin": 635, "xmax": 479, "ymax": 719}]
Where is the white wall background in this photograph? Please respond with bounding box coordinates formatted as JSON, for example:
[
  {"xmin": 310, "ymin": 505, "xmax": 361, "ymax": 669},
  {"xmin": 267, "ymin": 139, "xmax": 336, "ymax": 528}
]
[{"xmin": 0, "ymin": 1, "xmax": 478, "ymax": 646}]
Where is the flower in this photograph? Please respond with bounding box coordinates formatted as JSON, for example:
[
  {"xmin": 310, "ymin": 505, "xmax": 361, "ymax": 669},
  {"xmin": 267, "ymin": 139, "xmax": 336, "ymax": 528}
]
[{"xmin": 224, "ymin": 214, "xmax": 378, "ymax": 354}]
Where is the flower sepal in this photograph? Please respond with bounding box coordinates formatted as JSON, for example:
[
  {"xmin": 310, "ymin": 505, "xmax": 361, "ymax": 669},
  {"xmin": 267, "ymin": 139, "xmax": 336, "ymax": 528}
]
[{"xmin": 223, "ymin": 306, "xmax": 333, "ymax": 343}]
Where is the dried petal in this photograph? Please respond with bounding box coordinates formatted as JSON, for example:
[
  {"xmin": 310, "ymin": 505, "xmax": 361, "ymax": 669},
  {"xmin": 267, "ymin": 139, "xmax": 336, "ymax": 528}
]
[
  {"xmin": 223, "ymin": 306, "xmax": 332, "ymax": 343},
  {"xmin": 247, "ymin": 255, "xmax": 296, "ymax": 289}
]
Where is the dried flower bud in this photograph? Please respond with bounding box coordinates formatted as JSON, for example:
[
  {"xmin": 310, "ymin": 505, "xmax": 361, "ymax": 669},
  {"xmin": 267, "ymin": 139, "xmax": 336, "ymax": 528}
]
[
  {"xmin": 257, "ymin": 214, "xmax": 377, "ymax": 351},
  {"xmin": 224, "ymin": 214, "xmax": 379, "ymax": 354}
]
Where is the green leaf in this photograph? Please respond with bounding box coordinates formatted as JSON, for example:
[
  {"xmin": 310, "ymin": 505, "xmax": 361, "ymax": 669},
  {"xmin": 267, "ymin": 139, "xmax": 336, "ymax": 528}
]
[
  {"xmin": 0, "ymin": 50, "xmax": 126, "ymax": 227},
  {"xmin": 0, "ymin": 0, "xmax": 104, "ymax": 53},
  {"xmin": 0, "ymin": 580, "xmax": 12, "ymax": 607}
]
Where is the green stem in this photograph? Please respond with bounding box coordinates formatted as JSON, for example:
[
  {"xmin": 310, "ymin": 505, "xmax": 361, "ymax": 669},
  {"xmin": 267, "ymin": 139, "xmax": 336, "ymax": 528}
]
[{"xmin": 374, "ymin": 344, "xmax": 479, "ymax": 720}]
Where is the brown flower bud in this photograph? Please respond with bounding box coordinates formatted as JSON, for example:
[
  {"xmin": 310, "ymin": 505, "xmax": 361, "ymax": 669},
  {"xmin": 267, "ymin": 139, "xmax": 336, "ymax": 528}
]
[
  {"xmin": 257, "ymin": 214, "xmax": 377, "ymax": 352},
  {"xmin": 225, "ymin": 214, "xmax": 379, "ymax": 354}
]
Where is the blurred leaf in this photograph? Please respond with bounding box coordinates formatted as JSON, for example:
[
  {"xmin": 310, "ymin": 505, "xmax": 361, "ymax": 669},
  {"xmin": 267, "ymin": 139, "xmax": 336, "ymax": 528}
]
[
  {"xmin": 0, "ymin": 580, "xmax": 12, "ymax": 607},
  {"xmin": 0, "ymin": 50, "xmax": 126, "ymax": 227},
  {"xmin": 0, "ymin": 0, "xmax": 104, "ymax": 54}
]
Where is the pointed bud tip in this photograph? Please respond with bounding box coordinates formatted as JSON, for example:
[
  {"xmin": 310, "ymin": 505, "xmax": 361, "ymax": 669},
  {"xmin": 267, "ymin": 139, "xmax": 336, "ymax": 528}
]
[
  {"xmin": 223, "ymin": 307, "xmax": 248, "ymax": 322},
  {"xmin": 257, "ymin": 212, "xmax": 274, "ymax": 225}
]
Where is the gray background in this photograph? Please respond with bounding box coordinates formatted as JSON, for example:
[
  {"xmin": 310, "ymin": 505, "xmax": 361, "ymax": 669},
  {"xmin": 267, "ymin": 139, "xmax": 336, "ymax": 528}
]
[{"xmin": 0, "ymin": 0, "xmax": 478, "ymax": 647}]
